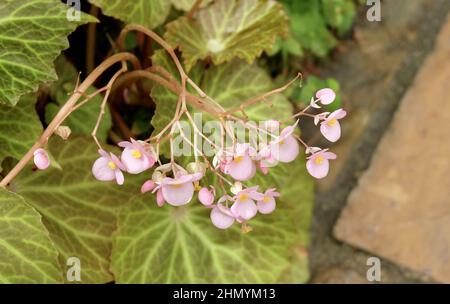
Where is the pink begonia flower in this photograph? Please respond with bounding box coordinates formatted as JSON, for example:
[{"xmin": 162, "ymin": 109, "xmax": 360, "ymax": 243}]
[
  {"xmin": 92, "ymin": 149, "xmax": 126, "ymax": 185},
  {"xmin": 270, "ymin": 122, "xmax": 300, "ymax": 163},
  {"xmin": 33, "ymin": 148, "xmax": 50, "ymax": 170},
  {"xmin": 198, "ymin": 186, "xmax": 215, "ymax": 206},
  {"xmin": 210, "ymin": 204, "xmax": 235, "ymax": 229},
  {"xmin": 157, "ymin": 172, "xmax": 203, "ymax": 206},
  {"xmin": 230, "ymin": 187, "xmax": 260, "ymax": 221},
  {"xmin": 320, "ymin": 109, "xmax": 347, "ymax": 142},
  {"xmin": 256, "ymin": 188, "xmax": 280, "ymax": 214},
  {"xmin": 140, "ymin": 180, "xmax": 156, "ymax": 194},
  {"xmin": 306, "ymin": 149, "xmax": 337, "ymax": 179},
  {"xmin": 222, "ymin": 144, "xmax": 256, "ymax": 181},
  {"xmin": 315, "ymin": 88, "xmax": 336, "ymax": 105},
  {"xmin": 118, "ymin": 139, "xmax": 156, "ymax": 174}
]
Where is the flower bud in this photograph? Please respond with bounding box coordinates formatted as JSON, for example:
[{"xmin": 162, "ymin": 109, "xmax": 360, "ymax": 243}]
[
  {"xmin": 140, "ymin": 180, "xmax": 156, "ymax": 194},
  {"xmin": 33, "ymin": 148, "xmax": 50, "ymax": 170}
]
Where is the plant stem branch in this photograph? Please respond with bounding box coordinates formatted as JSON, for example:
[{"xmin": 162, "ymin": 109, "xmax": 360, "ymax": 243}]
[{"xmin": 0, "ymin": 52, "xmax": 140, "ymax": 187}]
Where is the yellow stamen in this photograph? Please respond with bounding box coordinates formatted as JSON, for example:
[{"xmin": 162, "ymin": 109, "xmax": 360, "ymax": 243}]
[
  {"xmin": 280, "ymin": 140, "xmax": 285, "ymax": 145},
  {"xmin": 234, "ymin": 156, "xmax": 244, "ymax": 163},
  {"xmin": 239, "ymin": 193, "xmax": 249, "ymax": 201},
  {"xmin": 131, "ymin": 149, "xmax": 142, "ymax": 159},
  {"xmin": 108, "ymin": 161, "xmax": 117, "ymax": 170},
  {"xmin": 262, "ymin": 196, "xmax": 271, "ymax": 203},
  {"xmin": 314, "ymin": 156, "xmax": 324, "ymax": 165},
  {"xmin": 194, "ymin": 183, "xmax": 201, "ymax": 191},
  {"xmin": 327, "ymin": 119, "xmax": 337, "ymax": 127}
]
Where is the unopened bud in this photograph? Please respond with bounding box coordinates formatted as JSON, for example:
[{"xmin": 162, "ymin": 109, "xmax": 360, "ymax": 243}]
[{"xmin": 55, "ymin": 126, "xmax": 71, "ymax": 140}]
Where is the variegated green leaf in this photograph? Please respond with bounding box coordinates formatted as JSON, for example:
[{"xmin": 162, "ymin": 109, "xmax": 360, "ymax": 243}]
[
  {"xmin": 9, "ymin": 136, "xmax": 144, "ymax": 283},
  {"xmin": 0, "ymin": 94, "xmax": 42, "ymax": 168},
  {"xmin": 0, "ymin": 188, "xmax": 62, "ymax": 283},
  {"xmin": 165, "ymin": 0, "xmax": 288, "ymax": 70},
  {"xmin": 111, "ymin": 156, "xmax": 313, "ymax": 283},
  {"xmin": 0, "ymin": 0, "xmax": 97, "ymax": 106},
  {"xmin": 170, "ymin": 0, "xmax": 213, "ymax": 12},
  {"xmin": 88, "ymin": 0, "xmax": 171, "ymax": 29}
]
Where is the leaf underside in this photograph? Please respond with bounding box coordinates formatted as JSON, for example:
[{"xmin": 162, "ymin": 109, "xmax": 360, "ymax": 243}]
[{"xmin": 165, "ymin": 0, "xmax": 289, "ymax": 71}]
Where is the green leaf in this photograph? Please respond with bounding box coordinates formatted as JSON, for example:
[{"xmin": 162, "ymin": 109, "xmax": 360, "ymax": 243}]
[
  {"xmin": 165, "ymin": 0, "xmax": 288, "ymax": 71},
  {"xmin": 88, "ymin": 0, "xmax": 171, "ymax": 29},
  {"xmin": 0, "ymin": 94, "xmax": 42, "ymax": 168},
  {"xmin": 111, "ymin": 155, "xmax": 313, "ymax": 283},
  {"xmin": 321, "ymin": 0, "xmax": 356, "ymax": 36},
  {"xmin": 290, "ymin": 2, "xmax": 337, "ymax": 57},
  {"xmin": 0, "ymin": 0, "xmax": 97, "ymax": 106},
  {"xmin": 201, "ymin": 61, "xmax": 293, "ymax": 122},
  {"xmin": 170, "ymin": 0, "xmax": 213, "ymax": 12},
  {"xmin": 46, "ymin": 56, "xmax": 112, "ymax": 141},
  {"xmin": 0, "ymin": 188, "xmax": 62, "ymax": 283},
  {"xmin": 9, "ymin": 136, "xmax": 145, "ymax": 283}
]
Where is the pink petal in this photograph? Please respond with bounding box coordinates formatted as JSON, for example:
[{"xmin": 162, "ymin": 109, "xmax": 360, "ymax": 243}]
[
  {"xmin": 115, "ymin": 170, "xmax": 124, "ymax": 185},
  {"xmin": 225, "ymin": 154, "xmax": 256, "ymax": 181},
  {"xmin": 33, "ymin": 149, "xmax": 50, "ymax": 170},
  {"xmin": 98, "ymin": 149, "xmax": 109, "ymax": 158},
  {"xmin": 258, "ymin": 162, "xmax": 269, "ymax": 175},
  {"xmin": 141, "ymin": 180, "xmax": 156, "ymax": 193},
  {"xmin": 156, "ymin": 189, "xmax": 165, "ymax": 207},
  {"xmin": 210, "ymin": 207, "xmax": 235, "ymax": 229},
  {"xmin": 316, "ymin": 88, "xmax": 336, "ymax": 105},
  {"xmin": 329, "ymin": 108, "xmax": 347, "ymax": 120},
  {"xmin": 110, "ymin": 153, "xmax": 126, "ymax": 171},
  {"xmin": 320, "ymin": 121, "xmax": 341, "ymax": 142},
  {"xmin": 161, "ymin": 182, "xmax": 195, "ymax": 206},
  {"xmin": 118, "ymin": 141, "xmax": 134, "ymax": 149},
  {"xmin": 198, "ymin": 187, "xmax": 214, "ymax": 206},
  {"xmin": 92, "ymin": 157, "xmax": 116, "ymax": 181},
  {"xmin": 121, "ymin": 147, "xmax": 150, "ymax": 174},
  {"xmin": 272, "ymin": 135, "xmax": 299, "ymax": 163},
  {"xmin": 322, "ymin": 151, "xmax": 337, "ymax": 160},
  {"xmin": 306, "ymin": 158, "xmax": 330, "ymax": 179},
  {"xmin": 230, "ymin": 199, "xmax": 257, "ymax": 220},
  {"xmin": 257, "ymin": 197, "xmax": 276, "ymax": 214}
]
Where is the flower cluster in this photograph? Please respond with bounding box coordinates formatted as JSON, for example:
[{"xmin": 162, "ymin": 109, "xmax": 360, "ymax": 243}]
[{"xmin": 31, "ymin": 87, "xmax": 345, "ymax": 231}]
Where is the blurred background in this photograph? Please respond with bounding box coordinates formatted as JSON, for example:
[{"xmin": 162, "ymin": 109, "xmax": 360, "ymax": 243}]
[{"xmin": 300, "ymin": 0, "xmax": 450, "ymax": 283}]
